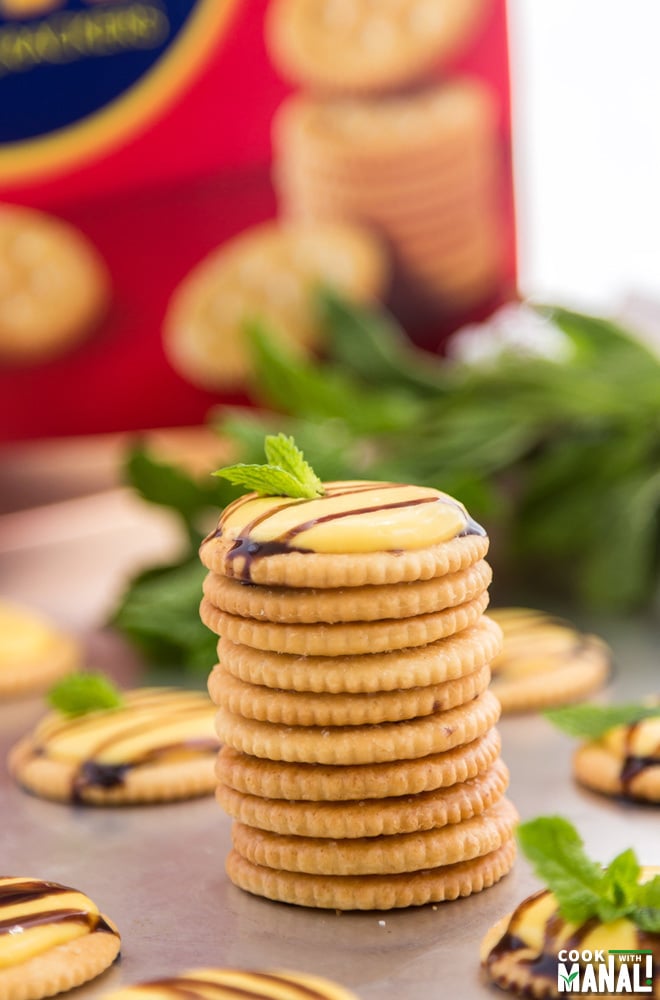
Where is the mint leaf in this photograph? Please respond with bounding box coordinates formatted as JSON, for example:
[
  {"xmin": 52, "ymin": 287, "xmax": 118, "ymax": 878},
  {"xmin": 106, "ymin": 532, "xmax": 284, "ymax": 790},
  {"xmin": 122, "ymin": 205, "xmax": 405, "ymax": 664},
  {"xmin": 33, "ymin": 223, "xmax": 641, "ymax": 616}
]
[
  {"xmin": 517, "ymin": 816, "xmax": 606, "ymax": 924},
  {"xmin": 545, "ymin": 702, "xmax": 660, "ymax": 740},
  {"xmin": 213, "ymin": 434, "xmax": 325, "ymax": 499},
  {"xmin": 319, "ymin": 288, "xmax": 449, "ymax": 395},
  {"xmin": 264, "ymin": 434, "xmax": 324, "ymax": 496},
  {"xmin": 632, "ymin": 876, "xmax": 660, "ymax": 933},
  {"xmin": 111, "ymin": 558, "xmax": 216, "ymax": 673},
  {"xmin": 48, "ymin": 673, "xmax": 123, "ymax": 717},
  {"xmin": 598, "ymin": 849, "xmax": 640, "ymax": 922},
  {"xmin": 213, "ymin": 463, "xmax": 319, "ymax": 499}
]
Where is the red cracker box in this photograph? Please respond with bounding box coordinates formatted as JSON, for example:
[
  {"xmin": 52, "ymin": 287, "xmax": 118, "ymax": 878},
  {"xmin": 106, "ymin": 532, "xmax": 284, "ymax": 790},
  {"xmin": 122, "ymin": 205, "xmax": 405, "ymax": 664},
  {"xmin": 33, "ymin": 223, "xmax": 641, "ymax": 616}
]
[{"xmin": 0, "ymin": 0, "xmax": 516, "ymax": 443}]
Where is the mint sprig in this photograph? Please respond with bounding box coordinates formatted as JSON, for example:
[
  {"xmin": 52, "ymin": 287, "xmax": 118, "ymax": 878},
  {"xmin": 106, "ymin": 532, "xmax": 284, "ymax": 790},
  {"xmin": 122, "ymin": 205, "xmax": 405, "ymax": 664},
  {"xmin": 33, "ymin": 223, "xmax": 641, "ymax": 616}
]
[
  {"xmin": 48, "ymin": 672, "xmax": 124, "ymax": 717},
  {"xmin": 213, "ymin": 434, "xmax": 324, "ymax": 500},
  {"xmin": 517, "ymin": 816, "xmax": 660, "ymax": 931},
  {"xmin": 545, "ymin": 702, "xmax": 660, "ymax": 740}
]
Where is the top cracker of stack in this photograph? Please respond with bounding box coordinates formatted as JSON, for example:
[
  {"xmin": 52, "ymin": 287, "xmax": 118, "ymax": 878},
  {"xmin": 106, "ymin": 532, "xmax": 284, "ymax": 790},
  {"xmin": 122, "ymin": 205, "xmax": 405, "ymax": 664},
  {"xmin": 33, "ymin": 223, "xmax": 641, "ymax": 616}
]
[{"xmin": 200, "ymin": 478, "xmax": 517, "ymax": 910}]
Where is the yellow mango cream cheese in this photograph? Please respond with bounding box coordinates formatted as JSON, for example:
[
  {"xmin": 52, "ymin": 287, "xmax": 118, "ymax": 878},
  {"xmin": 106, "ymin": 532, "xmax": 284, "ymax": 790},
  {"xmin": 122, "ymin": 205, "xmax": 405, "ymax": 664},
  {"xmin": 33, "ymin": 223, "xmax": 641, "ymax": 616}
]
[{"xmin": 216, "ymin": 481, "xmax": 484, "ymax": 555}]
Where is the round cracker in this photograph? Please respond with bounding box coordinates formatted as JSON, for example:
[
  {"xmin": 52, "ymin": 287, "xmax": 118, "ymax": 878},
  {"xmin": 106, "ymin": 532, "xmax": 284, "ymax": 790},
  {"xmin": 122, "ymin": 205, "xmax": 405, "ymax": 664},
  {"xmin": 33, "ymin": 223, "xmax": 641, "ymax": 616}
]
[
  {"xmin": 488, "ymin": 608, "xmax": 611, "ymax": 712},
  {"xmin": 480, "ymin": 911, "xmax": 556, "ymax": 1000},
  {"xmin": 215, "ymin": 688, "xmax": 501, "ymax": 765},
  {"xmin": 0, "ymin": 204, "xmax": 109, "ymax": 364},
  {"xmin": 266, "ymin": 2, "xmax": 488, "ymax": 95},
  {"xmin": 201, "ymin": 591, "xmax": 490, "ymax": 656},
  {"xmin": 226, "ymin": 837, "xmax": 516, "ymax": 910},
  {"xmin": 209, "ymin": 661, "xmax": 491, "ymax": 726},
  {"xmin": 216, "ymin": 729, "xmax": 502, "ymax": 801},
  {"xmin": 216, "ymin": 758, "xmax": 509, "ymax": 838},
  {"xmin": 0, "ymin": 877, "xmax": 120, "ymax": 1000},
  {"xmin": 271, "ymin": 83, "xmax": 496, "ymax": 165},
  {"xmin": 231, "ymin": 799, "xmax": 517, "ymax": 875},
  {"xmin": 200, "ymin": 530, "xmax": 489, "ymax": 589},
  {"xmin": 102, "ymin": 969, "xmax": 359, "ymax": 1000},
  {"xmin": 9, "ymin": 688, "xmax": 219, "ymax": 805},
  {"xmin": 573, "ymin": 741, "xmax": 660, "ymax": 804},
  {"xmin": 216, "ymin": 616, "xmax": 502, "ymax": 694},
  {"xmin": 163, "ymin": 220, "xmax": 387, "ymax": 391},
  {"xmin": 230, "ymin": 800, "xmax": 517, "ymax": 877},
  {"xmin": 203, "ymin": 560, "xmax": 492, "ymax": 624}
]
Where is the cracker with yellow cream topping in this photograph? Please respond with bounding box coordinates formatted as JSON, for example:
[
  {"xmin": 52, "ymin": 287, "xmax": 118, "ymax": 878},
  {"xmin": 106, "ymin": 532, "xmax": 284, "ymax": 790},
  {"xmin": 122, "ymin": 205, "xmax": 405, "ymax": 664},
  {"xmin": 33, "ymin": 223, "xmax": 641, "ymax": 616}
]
[
  {"xmin": 481, "ymin": 881, "xmax": 660, "ymax": 999},
  {"xmin": 573, "ymin": 715, "xmax": 660, "ymax": 803},
  {"xmin": 103, "ymin": 968, "xmax": 359, "ymax": 1000},
  {"xmin": 0, "ymin": 876, "xmax": 120, "ymax": 1000},
  {"xmin": 0, "ymin": 600, "xmax": 81, "ymax": 699},
  {"xmin": 488, "ymin": 607, "xmax": 610, "ymax": 712},
  {"xmin": 200, "ymin": 481, "xmax": 489, "ymax": 588},
  {"xmin": 9, "ymin": 687, "xmax": 219, "ymax": 805},
  {"xmin": 484, "ymin": 816, "xmax": 660, "ymax": 997}
]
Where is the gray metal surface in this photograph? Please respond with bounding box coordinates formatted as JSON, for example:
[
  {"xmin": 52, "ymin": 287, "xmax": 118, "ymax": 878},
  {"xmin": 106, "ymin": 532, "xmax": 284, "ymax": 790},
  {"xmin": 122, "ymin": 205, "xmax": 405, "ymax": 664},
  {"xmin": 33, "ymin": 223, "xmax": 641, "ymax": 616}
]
[{"xmin": 1, "ymin": 617, "xmax": 658, "ymax": 999}]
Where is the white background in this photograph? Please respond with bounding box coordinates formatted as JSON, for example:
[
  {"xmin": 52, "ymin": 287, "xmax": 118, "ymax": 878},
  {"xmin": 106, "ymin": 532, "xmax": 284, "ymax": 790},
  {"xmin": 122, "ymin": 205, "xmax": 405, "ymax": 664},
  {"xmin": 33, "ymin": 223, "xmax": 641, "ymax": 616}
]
[{"xmin": 508, "ymin": 0, "xmax": 660, "ymax": 313}]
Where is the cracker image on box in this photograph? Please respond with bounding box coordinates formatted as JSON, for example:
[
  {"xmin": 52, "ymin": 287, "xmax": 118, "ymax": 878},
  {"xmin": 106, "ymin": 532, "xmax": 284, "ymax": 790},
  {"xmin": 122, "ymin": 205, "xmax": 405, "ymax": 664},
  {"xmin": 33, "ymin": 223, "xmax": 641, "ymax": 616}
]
[
  {"xmin": 546, "ymin": 700, "xmax": 660, "ymax": 804},
  {"xmin": 163, "ymin": 220, "xmax": 387, "ymax": 390},
  {"xmin": 103, "ymin": 967, "xmax": 359, "ymax": 1000},
  {"xmin": 0, "ymin": 876, "xmax": 120, "ymax": 1000},
  {"xmin": 9, "ymin": 685, "xmax": 220, "ymax": 805},
  {"xmin": 201, "ymin": 437, "xmax": 517, "ymax": 909},
  {"xmin": 482, "ymin": 817, "xmax": 660, "ymax": 999},
  {"xmin": 0, "ymin": 204, "xmax": 109, "ymax": 364},
  {"xmin": 272, "ymin": 80, "xmax": 505, "ymax": 314},
  {"xmin": 488, "ymin": 607, "xmax": 610, "ymax": 713},
  {"xmin": 266, "ymin": 0, "xmax": 488, "ymax": 96},
  {"xmin": 0, "ymin": 601, "xmax": 81, "ymax": 699}
]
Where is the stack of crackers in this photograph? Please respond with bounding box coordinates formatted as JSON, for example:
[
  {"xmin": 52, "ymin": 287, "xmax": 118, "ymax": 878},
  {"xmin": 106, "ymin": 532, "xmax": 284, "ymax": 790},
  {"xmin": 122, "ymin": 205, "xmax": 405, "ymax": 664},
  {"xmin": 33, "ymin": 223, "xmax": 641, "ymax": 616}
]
[
  {"xmin": 267, "ymin": 0, "xmax": 505, "ymax": 316},
  {"xmin": 200, "ymin": 481, "xmax": 517, "ymax": 910}
]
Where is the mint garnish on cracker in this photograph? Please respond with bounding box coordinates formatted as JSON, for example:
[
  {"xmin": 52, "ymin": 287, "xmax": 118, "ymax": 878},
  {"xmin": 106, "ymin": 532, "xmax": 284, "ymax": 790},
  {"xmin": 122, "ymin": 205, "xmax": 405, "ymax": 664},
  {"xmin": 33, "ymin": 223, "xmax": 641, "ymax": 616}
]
[
  {"xmin": 213, "ymin": 433, "xmax": 325, "ymax": 500},
  {"xmin": 517, "ymin": 816, "xmax": 660, "ymax": 931},
  {"xmin": 545, "ymin": 701, "xmax": 660, "ymax": 740},
  {"xmin": 48, "ymin": 672, "xmax": 124, "ymax": 717}
]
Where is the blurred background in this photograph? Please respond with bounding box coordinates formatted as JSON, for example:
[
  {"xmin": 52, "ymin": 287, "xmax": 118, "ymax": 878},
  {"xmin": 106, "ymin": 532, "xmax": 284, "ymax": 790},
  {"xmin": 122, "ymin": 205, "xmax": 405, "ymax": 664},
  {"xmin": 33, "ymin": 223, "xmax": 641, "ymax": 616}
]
[{"xmin": 0, "ymin": 0, "xmax": 659, "ymax": 670}]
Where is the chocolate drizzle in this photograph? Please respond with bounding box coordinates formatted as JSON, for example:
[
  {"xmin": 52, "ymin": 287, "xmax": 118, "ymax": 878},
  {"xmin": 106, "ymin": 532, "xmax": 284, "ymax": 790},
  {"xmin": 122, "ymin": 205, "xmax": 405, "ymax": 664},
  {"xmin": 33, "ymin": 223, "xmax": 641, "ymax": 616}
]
[
  {"xmin": 620, "ymin": 720, "xmax": 660, "ymax": 796},
  {"xmin": 485, "ymin": 891, "xmax": 618, "ymax": 984},
  {"xmin": 137, "ymin": 973, "xmax": 333, "ymax": 999},
  {"xmin": 0, "ymin": 908, "xmax": 114, "ymax": 935},
  {"xmin": 0, "ymin": 878, "xmax": 118, "ymax": 941}
]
